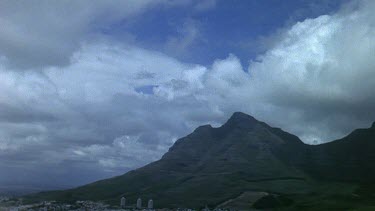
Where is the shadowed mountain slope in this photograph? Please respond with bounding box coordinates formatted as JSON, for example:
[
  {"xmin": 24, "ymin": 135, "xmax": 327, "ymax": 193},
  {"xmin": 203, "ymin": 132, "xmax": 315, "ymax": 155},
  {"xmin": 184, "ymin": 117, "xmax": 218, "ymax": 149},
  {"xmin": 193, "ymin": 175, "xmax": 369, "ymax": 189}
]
[
  {"xmin": 25, "ymin": 112, "xmax": 375, "ymax": 209},
  {"xmin": 303, "ymin": 122, "xmax": 375, "ymax": 182}
]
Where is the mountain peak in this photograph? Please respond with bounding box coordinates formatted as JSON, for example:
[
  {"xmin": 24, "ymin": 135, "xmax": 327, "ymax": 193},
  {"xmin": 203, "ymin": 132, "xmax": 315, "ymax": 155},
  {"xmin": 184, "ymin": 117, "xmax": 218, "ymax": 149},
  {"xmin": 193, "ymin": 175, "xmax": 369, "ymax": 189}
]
[
  {"xmin": 229, "ymin": 112, "xmax": 257, "ymax": 121},
  {"xmin": 372, "ymin": 121, "xmax": 375, "ymax": 129},
  {"xmin": 193, "ymin": 124, "xmax": 213, "ymax": 132},
  {"xmin": 223, "ymin": 112, "xmax": 260, "ymax": 130}
]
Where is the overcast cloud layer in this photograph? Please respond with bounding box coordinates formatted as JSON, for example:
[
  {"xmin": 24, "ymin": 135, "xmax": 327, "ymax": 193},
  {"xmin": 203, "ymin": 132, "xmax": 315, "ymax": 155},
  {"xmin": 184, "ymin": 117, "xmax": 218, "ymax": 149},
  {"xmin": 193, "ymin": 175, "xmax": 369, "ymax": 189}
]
[{"xmin": 1, "ymin": 0, "xmax": 375, "ymax": 189}]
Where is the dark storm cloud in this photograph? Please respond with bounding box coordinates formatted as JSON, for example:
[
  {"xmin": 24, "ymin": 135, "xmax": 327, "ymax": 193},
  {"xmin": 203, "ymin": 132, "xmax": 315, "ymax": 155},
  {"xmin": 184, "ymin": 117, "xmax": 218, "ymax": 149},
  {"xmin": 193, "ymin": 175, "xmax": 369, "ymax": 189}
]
[
  {"xmin": 0, "ymin": 103, "xmax": 57, "ymax": 123},
  {"xmin": 0, "ymin": 0, "xmax": 207, "ymax": 69}
]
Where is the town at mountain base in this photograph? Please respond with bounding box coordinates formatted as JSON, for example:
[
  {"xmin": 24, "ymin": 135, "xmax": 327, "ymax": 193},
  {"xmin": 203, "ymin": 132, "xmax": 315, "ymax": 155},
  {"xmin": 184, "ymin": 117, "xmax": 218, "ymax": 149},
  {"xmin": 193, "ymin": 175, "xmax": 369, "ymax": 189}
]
[{"xmin": 23, "ymin": 112, "xmax": 375, "ymax": 210}]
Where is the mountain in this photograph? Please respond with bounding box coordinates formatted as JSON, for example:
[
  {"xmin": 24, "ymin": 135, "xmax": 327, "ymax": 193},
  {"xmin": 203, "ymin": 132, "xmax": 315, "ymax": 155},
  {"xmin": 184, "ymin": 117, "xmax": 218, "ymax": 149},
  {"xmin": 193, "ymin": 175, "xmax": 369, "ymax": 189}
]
[
  {"xmin": 24, "ymin": 112, "xmax": 375, "ymax": 210},
  {"xmin": 303, "ymin": 123, "xmax": 375, "ymax": 182}
]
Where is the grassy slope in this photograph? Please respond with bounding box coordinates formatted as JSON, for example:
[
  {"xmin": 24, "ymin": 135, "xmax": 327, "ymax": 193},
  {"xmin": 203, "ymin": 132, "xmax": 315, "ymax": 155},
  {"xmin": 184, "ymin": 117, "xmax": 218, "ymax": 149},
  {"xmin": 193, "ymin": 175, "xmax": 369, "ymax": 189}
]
[{"xmin": 24, "ymin": 113, "xmax": 375, "ymax": 210}]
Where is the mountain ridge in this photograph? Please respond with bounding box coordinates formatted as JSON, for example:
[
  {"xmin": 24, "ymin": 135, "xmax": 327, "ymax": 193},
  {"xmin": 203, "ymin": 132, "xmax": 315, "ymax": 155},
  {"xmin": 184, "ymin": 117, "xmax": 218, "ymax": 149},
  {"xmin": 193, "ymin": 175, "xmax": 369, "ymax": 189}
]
[{"xmin": 24, "ymin": 112, "xmax": 375, "ymax": 210}]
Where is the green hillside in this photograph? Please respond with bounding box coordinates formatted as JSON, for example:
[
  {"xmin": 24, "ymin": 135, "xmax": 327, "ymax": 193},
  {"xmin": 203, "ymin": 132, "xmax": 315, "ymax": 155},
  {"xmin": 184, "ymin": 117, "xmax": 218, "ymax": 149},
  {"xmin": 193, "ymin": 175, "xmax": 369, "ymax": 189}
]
[{"xmin": 24, "ymin": 112, "xmax": 375, "ymax": 210}]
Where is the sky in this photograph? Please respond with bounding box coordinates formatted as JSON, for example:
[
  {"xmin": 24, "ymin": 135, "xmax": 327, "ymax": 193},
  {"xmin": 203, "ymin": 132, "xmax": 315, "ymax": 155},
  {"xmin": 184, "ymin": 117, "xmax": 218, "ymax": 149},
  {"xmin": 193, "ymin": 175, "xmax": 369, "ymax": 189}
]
[{"xmin": 1, "ymin": 0, "xmax": 375, "ymax": 190}]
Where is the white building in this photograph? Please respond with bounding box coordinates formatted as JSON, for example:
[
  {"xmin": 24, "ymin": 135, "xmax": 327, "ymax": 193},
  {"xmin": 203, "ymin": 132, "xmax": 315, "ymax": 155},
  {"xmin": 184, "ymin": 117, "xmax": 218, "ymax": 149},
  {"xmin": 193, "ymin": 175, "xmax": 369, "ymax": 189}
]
[
  {"xmin": 137, "ymin": 198, "xmax": 142, "ymax": 209},
  {"xmin": 120, "ymin": 197, "xmax": 126, "ymax": 208},
  {"xmin": 148, "ymin": 199, "xmax": 153, "ymax": 209}
]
